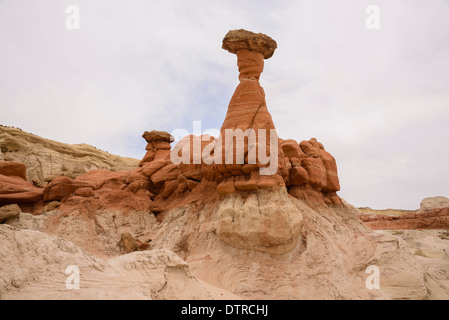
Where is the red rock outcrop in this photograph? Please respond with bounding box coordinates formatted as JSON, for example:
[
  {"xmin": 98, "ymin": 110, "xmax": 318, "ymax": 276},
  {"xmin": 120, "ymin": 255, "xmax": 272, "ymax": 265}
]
[
  {"xmin": 0, "ymin": 161, "xmax": 27, "ymax": 180},
  {"xmin": 0, "ymin": 30, "xmax": 342, "ymax": 217},
  {"xmin": 0, "ymin": 161, "xmax": 43, "ymax": 205},
  {"xmin": 359, "ymin": 197, "xmax": 449, "ymax": 230},
  {"xmin": 127, "ymin": 30, "xmax": 343, "ymax": 207},
  {"xmin": 43, "ymin": 176, "xmax": 95, "ymax": 201},
  {"xmin": 359, "ymin": 207, "xmax": 449, "ymax": 230},
  {"xmin": 139, "ymin": 130, "xmax": 174, "ymax": 167}
]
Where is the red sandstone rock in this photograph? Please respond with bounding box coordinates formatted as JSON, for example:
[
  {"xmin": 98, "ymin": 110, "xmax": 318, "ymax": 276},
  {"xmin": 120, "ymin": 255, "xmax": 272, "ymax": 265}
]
[
  {"xmin": 74, "ymin": 187, "xmax": 94, "ymax": 198},
  {"xmin": 290, "ymin": 157, "xmax": 301, "ymax": 167},
  {"xmin": 0, "ymin": 174, "xmax": 43, "ymax": 204},
  {"xmin": 217, "ymin": 179, "xmax": 236, "ymax": 195},
  {"xmin": 153, "ymin": 141, "xmax": 171, "ymax": 150},
  {"xmin": 125, "ymin": 181, "xmax": 149, "ymax": 194},
  {"xmin": 145, "ymin": 142, "xmax": 154, "ymax": 151},
  {"xmin": 309, "ymin": 138, "xmax": 321, "ymax": 150},
  {"xmin": 201, "ymin": 163, "xmax": 218, "ymax": 181},
  {"xmin": 75, "ymin": 170, "xmax": 128, "ymax": 190},
  {"xmin": 43, "ymin": 176, "xmax": 95, "ymax": 201},
  {"xmin": 241, "ymin": 164, "xmax": 259, "ymax": 175},
  {"xmin": 151, "ymin": 164, "xmax": 178, "ymax": 185},
  {"xmin": 186, "ymin": 180, "xmax": 199, "ymax": 191},
  {"xmin": 320, "ymin": 150, "xmax": 340, "ymax": 192},
  {"xmin": 153, "ymin": 149, "xmax": 171, "ymax": 161},
  {"xmin": 0, "ymin": 161, "xmax": 27, "ymax": 180},
  {"xmin": 125, "ymin": 169, "xmax": 149, "ymax": 185},
  {"xmin": 162, "ymin": 180, "xmax": 178, "ymax": 198},
  {"xmin": 139, "ymin": 150, "xmax": 156, "ymax": 167},
  {"xmin": 282, "ymin": 140, "xmax": 307, "ymax": 159},
  {"xmin": 299, "ymin": 140, "xmax": 320, "ymax": 158},
  {"xmin": 218, "ymin": 32, "xmax": 282, "ymax": 190},
  {"xmin": 177, "ymin": 182, "xmax": 188, "ymax": 193},
  {"xmin": 235, "ymin": 177, "xmax": 258, "ymax": 191},
  {"xmin": 289, "ymin": 166, "xmax": 309, "ymax": 186},
  {"xmin": 141, "ymin": 160, "xmax": 171, "ymax": 178},
  {"xmin": 257, "ymin": 175, "xmax": 282, "ymax": 188},
  {"xmin": 179, "ymin": 163, "xmax": 203, "ymax": 181},
  {"xmin": 301, "ymin": 158, "xmax": 327, "ymax": 190}
]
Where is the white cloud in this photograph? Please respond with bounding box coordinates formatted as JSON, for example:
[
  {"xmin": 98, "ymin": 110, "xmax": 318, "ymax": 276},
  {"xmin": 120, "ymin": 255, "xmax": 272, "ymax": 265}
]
[{"xmin": 0, "ymin": 0, "xmax": 448, "ymax": 209}]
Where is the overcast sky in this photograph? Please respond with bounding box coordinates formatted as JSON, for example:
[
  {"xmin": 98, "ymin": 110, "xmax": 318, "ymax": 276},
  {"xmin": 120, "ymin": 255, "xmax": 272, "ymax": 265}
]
[{"xmin": 1, "ymin": 0, "xmax": 448, "ymax": 209}]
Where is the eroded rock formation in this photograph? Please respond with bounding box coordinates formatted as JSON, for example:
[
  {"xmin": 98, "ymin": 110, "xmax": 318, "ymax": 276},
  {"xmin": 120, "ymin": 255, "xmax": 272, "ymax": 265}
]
[{"xmin": 1, "ymin": 29, "xmax": 447, "ymax": 300}]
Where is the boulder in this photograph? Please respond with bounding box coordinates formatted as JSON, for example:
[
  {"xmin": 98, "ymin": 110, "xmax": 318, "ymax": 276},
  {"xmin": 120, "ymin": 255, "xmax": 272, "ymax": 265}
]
[
  {"xmin": 0, "ymin": 174, "xmax": 43, "ymax": 205},
  {"xmin": 222, "ymin": 29, "xmax": 277, "ymax": 59},
  {"xmin": 282, "ymin": 140, "xmax": 307, "ymax": 159},
  {"xmin": 0, "ymin": 204, "xmax": 20, "ymax": 222},
  {"xmin": 43, "ymin": 176, "xmax": 95, "ymax": 201},
  {"xmin": 419, "ymin": 196, "xmax": 449, "ymax": 213},
  {"xmin": 142, "ymin": 131, "xmax": 174, "ymax": 143},
  {"xmin": 119, "ymin": 232, "xmax": 138, "ymax": 253}
]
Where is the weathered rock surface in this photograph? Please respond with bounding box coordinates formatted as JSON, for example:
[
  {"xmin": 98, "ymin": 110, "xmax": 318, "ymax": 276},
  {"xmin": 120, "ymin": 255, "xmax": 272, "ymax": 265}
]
[
  {"xmin": 419, "ymin": 196, "xmax": 449, "ymax": 213},
  {"xmin": 0, "ymin": 204, "xmax": 21, "ymax": 223},
  {"xmin": 0, "ymin": 224, "xmax": 237, "ymax": 300},
  {"xmin": 43, "ymin": 176, "xmax": 95, "ymax": 201},
  {"xmin": 0, "ymin": 161, "xmax": 27, "ymax": 180},
  {"xmin": 0, "ymin": 161, "xmax": 43, "ymax": 205},
  {"xmin": 145, "ymin": 190, "xmax": 446, "ymax": 299},
  {"xmin": 359, "ymin": 207, "xmax": 449, "ymax": 230},
  {"xmin": 222, "ymin": 29, "xmax": 277, "ymax": 59},
  {"xmin": 0, "ymin": 125, "xmax": 139, "ymax": 184},
  {"xmin": 217, "ymin": 188, "xmax": 303, "ymax": 254}
]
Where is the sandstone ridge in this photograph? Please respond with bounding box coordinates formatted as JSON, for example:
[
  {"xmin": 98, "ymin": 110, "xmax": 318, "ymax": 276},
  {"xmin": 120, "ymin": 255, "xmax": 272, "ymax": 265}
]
[{"xmin": 0, "ymin": 125, "xmax": 139, "ymax": 185}]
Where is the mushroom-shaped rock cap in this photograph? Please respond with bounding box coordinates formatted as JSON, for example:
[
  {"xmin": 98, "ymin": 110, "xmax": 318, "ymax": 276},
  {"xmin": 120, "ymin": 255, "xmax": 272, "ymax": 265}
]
[
  {"xmin": 222, "ymin": 29, "xmax": 277, "ymax": 59},
  {"xmin": 142, "ymin": 130, "xmax": 174, "ymax": 143}
]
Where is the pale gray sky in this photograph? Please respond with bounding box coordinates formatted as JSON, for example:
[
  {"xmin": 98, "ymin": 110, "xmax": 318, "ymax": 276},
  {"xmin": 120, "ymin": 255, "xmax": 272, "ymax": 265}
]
[{"xmin": 1, "ymin": 0, "xmax": 448, "ymax": 209}]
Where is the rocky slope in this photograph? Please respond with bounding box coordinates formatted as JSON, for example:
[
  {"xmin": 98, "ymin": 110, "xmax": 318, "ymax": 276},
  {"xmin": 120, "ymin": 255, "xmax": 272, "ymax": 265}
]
[
  {"xmin": 0, "ymin": 224, "xmax": 237, "ymax": 300},
  {"xmin": 0, "ymin": 125, "xmax": 139, "ymax": 185}
]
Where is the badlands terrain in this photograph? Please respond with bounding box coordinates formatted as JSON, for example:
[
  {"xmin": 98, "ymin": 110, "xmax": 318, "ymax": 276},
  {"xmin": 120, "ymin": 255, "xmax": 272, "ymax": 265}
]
[{"xmin": 1, "ymin": 30, "xmax": 448, "ymax": 300}]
